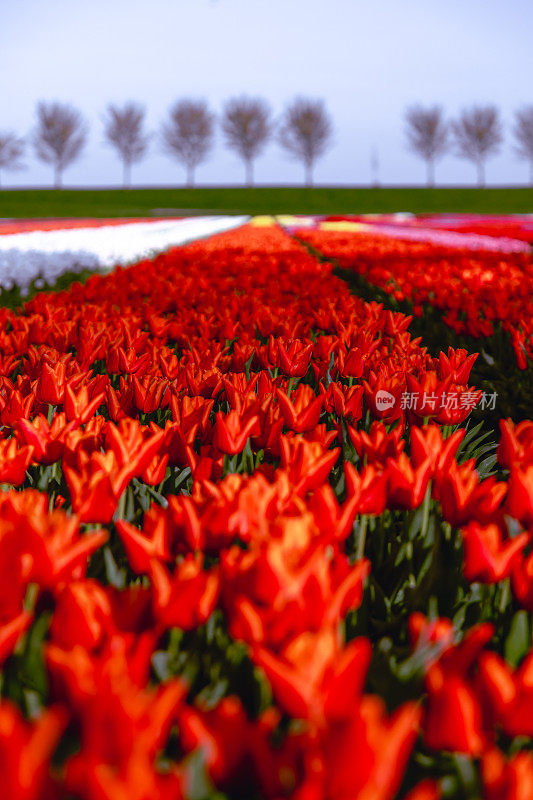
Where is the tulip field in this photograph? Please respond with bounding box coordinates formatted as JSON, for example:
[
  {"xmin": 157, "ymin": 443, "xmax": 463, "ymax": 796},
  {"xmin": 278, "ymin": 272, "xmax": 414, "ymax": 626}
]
[{"xmin": 1, "ymin": 211, "xmax": 533, "ymax": 800}]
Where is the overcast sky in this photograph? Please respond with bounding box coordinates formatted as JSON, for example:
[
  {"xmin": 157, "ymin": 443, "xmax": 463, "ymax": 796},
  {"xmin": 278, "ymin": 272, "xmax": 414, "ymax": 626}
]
[{"xmin": 1, "ymin": 0, "xmax": 531, "ymax": 187}]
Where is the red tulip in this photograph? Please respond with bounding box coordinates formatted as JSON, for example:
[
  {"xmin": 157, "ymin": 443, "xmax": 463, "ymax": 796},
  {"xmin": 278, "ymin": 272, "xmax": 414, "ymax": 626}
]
[
  {"xmin": 0, "ymin": 438, "xmax": 34, "ymax": 484},
  {"xmin": 213, "ymin": 409, "xmax": 260, "ymax": 455},
  {"xmin": 462, "ymin": 521, "xmax": 528, "ymax": 583},
  {"xmin": 481, "ymin": 748, "xmax": 533, "ymax": 800},
  {"xmin": 277, "ymin": 384, "xmax": 324, "ymax": 433},
  {"xmin": 0, "ymin": 702, "xmax": 66, "ymax": 800},
  {"xmin": 149, "ymin": 555, "xmax": 220, "ymax": 630}
]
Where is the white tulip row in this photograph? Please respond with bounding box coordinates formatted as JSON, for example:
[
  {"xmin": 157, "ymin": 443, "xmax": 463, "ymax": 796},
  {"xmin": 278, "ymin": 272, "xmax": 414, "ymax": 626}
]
[
  {"xmin": 358, "ymin": 222, "xmax": 531, "ymax": 253},
  {"xmin": 0, "ymin": 216, "xmax": 249, "ymax": 295}
]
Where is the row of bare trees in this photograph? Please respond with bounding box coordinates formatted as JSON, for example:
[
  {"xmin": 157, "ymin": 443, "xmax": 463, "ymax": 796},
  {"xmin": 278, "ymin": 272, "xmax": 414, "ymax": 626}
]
[
  {"xmin": 0, "ymin": 98, "xmax": 332, "ymax": 188},
  {"xmin": 405, "ymin": 105, "xmax": 533, "ymax": 187},
  {"xmin": 2, "ymin": 101, "xmax": 533, "ymax": 188}
]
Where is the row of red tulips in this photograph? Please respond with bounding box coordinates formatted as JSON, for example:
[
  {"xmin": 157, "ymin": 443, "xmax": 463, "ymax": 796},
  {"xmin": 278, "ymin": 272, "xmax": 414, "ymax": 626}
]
[
  {"xmin": 293, "ymin": 226, "xmax": 533, "ymax": 368},
  {"xmin": 0, "ymin": 223, "xmax": 532, "ymax": 799}
]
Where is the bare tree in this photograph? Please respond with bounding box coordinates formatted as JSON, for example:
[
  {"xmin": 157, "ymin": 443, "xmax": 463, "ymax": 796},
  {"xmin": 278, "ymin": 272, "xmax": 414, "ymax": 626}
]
[
  {"xmin": 452, "ymin": 105, "xmax": 503, "ymax": 187},
  {"xmin": 278, "ymin": 98, "xmax": 333, "ymax": 186},
  {"xmin": 161, "ymin": 100, "xmax": 214, "ymax": 187},
  {"xmin": 0, "ymin": 133, "xmax": 25, "ymax": 187},
  {"xmin": 221, "ymin": 97, "xmax": 271, "ymax": 186},
  {"xmin": 405, "ymin": 105, "xmax": 449, "ymax": 186},
  {"xmin": 103, "ymin": 102, "xmax": 149, "ymax": 187},
  {"xmin": 513, "ymin": 106, "xmax": 533, "ymax": 185},
  {"xmin": 32, "ymin": 102, "xmax": 87, "ymax": 188}
]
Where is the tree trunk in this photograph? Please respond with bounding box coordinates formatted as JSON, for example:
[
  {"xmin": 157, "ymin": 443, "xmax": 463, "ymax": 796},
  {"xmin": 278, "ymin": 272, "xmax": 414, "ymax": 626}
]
[
  {"xmin": 54, "ymin": 165, "xmax": 62, "ymax": 189},
  {"xmin": 186, "ymin": 163, "xmax": 195, "ymax": 188},
  {"xmin": 245, "ymin": 159, "xmax": 253, "ymax": 188},
  {"xmin": 426, "ymin": 159, "xmax": 435, "ymax": 187},
  {"xmin": 123, "ymin": 160, "xmax": 131, "ymax": 189},
  {"xmin": 477, "ymin": 159, "xmax": 485, "ymax": 188},
  {"xmin": 305, "ymin": 160, "xmax": 313, "ymax": 188}
]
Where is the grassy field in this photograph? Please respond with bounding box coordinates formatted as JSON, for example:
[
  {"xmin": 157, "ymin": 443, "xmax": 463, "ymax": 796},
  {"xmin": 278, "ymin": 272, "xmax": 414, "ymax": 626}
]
[{"xmin": 0, "ymin": 187, "xmax": 532, "ymax": 218}]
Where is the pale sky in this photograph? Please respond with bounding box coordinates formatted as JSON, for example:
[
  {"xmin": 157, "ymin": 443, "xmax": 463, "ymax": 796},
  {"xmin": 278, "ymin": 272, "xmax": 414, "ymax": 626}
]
[{"xmin": 1, "ymin": 0, "xmax": 532, "ymax": 187}]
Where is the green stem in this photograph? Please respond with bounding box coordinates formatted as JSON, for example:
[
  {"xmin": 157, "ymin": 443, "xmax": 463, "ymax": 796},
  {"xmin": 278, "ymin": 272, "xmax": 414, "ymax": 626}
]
[
  {"xmin": 420, "ymin": 482, "xmax": 432, "ymax": 541},
  {"xmin": 244, "ymin": 438, "xmax": 255, "ymax": 474},
  {"xmin": 356, "ymin": 514, "xmax": 368, "ymax": 560},
  {"xmin": 498, "ymin": 578, "xmax": 511, "ymax": 614},
  {"xmin": 24, "ymin": 582, "xmax": 39, "ymax": 613},
  {"xmin": 115, "ymin": 489, "xmax": 126, "ymax": 521}
]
